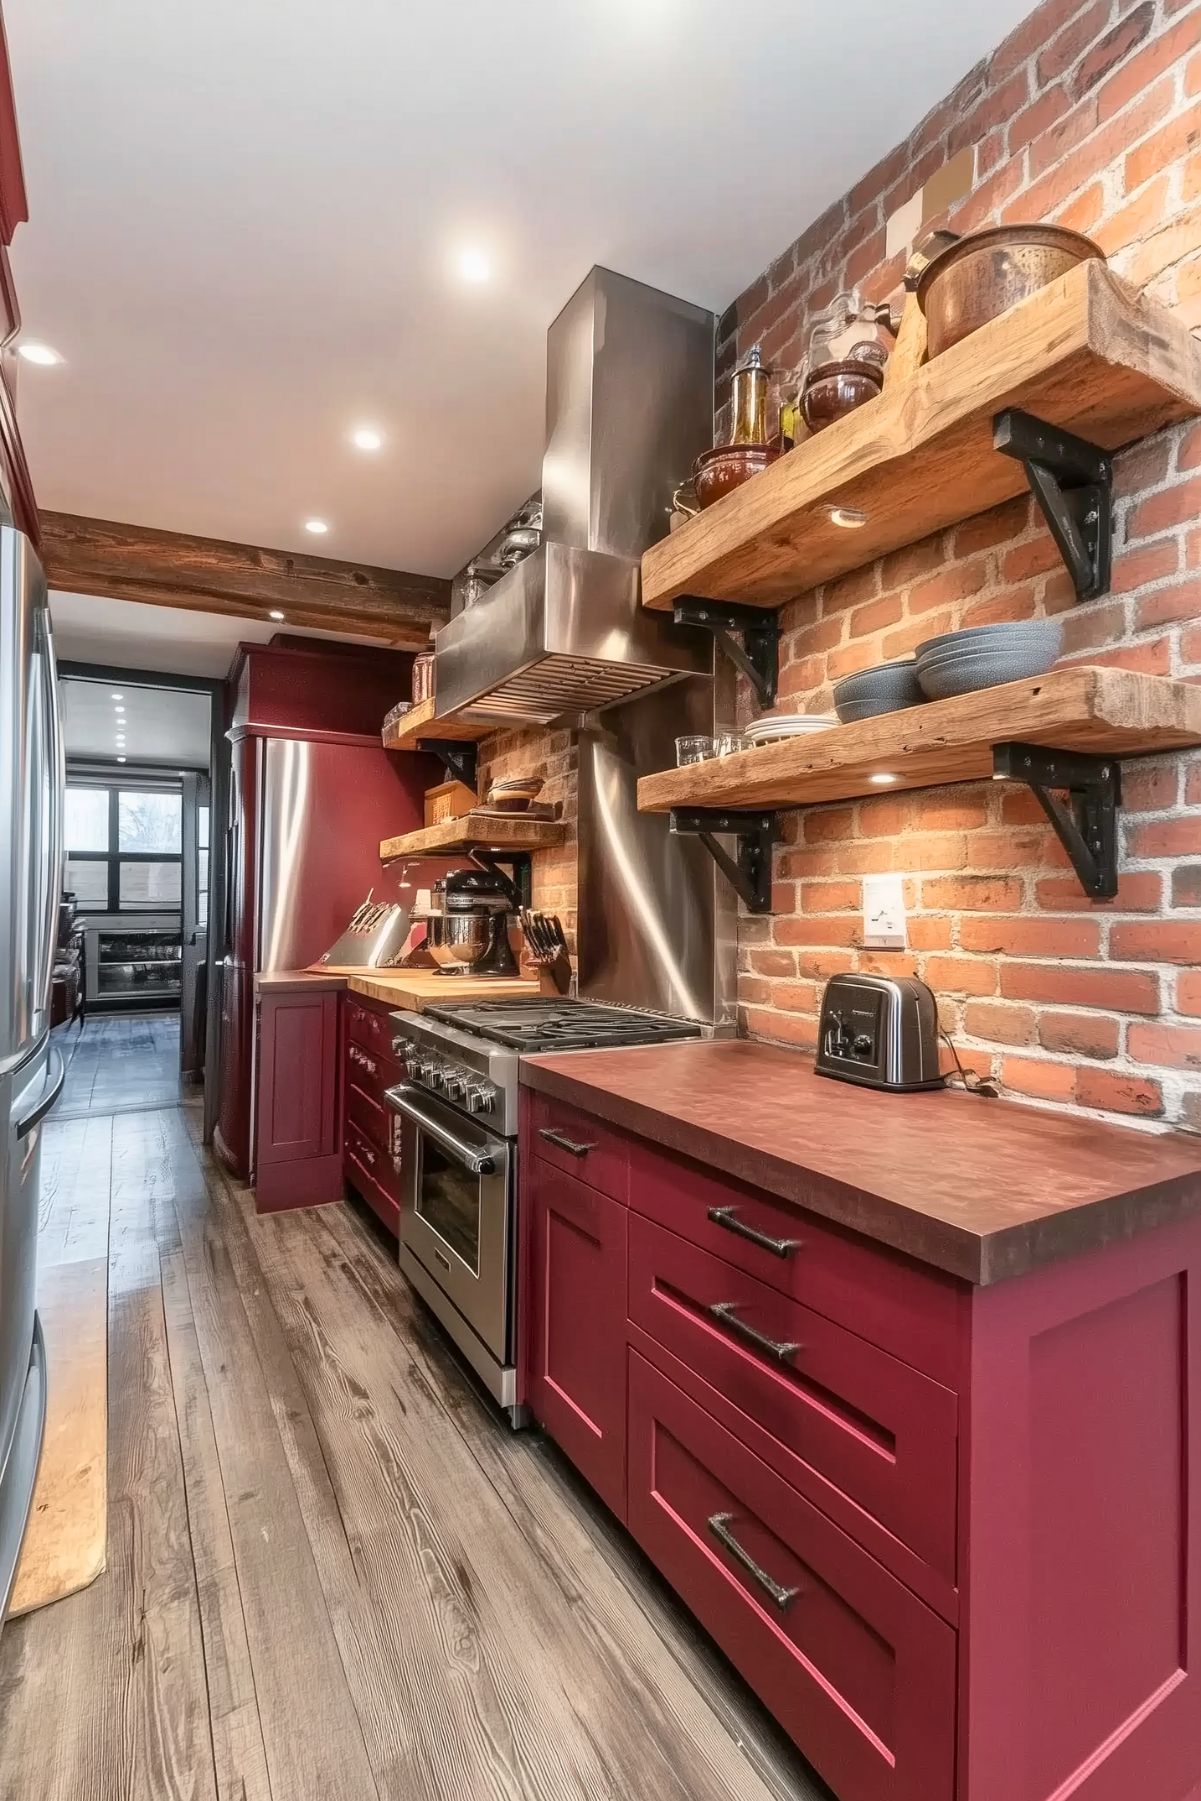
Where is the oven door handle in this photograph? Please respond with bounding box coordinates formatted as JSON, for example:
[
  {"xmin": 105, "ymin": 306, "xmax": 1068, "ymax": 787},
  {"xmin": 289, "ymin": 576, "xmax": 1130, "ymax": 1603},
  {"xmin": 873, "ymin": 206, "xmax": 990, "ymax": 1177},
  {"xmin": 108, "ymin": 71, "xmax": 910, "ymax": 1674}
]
[{"xmin": 385, "ymin": 1084, "xmax": 497, "ymax": 1176}]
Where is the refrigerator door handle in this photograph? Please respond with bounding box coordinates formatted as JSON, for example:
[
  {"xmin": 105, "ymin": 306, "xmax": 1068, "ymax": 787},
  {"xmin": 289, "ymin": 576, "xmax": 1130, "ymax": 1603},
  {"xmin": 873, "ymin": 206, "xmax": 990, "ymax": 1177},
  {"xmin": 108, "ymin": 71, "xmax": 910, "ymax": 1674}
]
[
  {"xmin": 16, "ymin": 1043, "xmax": 64, "ymax": 1140},
  {"xmin": 36, "ymin": 606, "xmax": 64, "ymax": 1020}
]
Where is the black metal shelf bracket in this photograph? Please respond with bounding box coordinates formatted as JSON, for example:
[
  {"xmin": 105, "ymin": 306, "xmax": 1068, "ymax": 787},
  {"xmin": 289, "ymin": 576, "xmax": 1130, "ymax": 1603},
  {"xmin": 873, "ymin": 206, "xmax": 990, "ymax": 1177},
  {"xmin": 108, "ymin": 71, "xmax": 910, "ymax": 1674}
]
[
  {"xmin": 670, "ymin": 809, "xmax": 779, "ymax": 913},
  {"xmin": 993, "ymin": 409, "xmax": 1113, "ymax": 602},
  {"xmin": 673, "ymin": 597, "xmax": 781, "ymax": 709},
  {"xmin": 469, "ymin": 848, "xmax": 533, "ymax": 910},
  {"xmin": 420, "ymin": 739, "xmax": 479, "ymax": 790},
  {"xmin": 993, "ymin": 741, "xmax": 1121, "ymax": 899}
]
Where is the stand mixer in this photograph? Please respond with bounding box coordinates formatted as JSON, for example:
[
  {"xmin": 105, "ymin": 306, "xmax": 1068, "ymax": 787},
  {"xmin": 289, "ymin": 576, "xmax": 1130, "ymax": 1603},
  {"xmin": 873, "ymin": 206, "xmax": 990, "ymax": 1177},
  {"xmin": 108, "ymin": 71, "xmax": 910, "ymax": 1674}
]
[{"xmin": 427, "ymin": 867, "xmax": 520, "ymax": 978}]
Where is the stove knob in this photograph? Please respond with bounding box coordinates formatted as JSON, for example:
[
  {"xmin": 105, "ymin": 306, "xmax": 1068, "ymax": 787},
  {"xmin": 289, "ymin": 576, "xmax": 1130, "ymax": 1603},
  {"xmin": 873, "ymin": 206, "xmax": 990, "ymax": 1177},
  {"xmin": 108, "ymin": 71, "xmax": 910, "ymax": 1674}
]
[
  {"xmin": 444, "ymin": 1073, "xmax": 466, "ymax": 1100},
  {"xmin": 393, "ymin": 1036, "xmax": 414, "ymax": 1062},
  {"xmin": 467, "ymin": 1081, "xmax": 497, "ymax": 1114},
  {"xmin": 428, "ymin": 1062, "xmax": 447, "ymax": 1090}
]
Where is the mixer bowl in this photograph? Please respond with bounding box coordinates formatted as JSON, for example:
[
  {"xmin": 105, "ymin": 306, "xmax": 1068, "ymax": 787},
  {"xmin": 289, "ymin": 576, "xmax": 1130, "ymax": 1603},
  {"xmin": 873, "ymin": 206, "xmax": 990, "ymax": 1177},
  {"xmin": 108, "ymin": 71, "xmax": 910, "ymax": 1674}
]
[{"xmin": 427, "ymin": 911, "xmax": 492, "ymax": 971}]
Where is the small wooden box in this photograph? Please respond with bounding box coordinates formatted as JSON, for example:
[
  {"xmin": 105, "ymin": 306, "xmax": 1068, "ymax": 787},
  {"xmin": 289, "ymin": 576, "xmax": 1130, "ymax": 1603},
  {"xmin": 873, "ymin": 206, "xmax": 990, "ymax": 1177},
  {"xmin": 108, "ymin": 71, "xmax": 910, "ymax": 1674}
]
[{"xmin": 424, "ymin": 779, "xmax": 478, "ymax": 827}]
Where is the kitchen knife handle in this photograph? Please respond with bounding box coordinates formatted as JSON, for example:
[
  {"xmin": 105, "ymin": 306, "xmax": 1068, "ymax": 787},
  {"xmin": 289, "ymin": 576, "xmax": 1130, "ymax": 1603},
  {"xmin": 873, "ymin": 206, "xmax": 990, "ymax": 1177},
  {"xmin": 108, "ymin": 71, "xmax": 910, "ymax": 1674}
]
[
  {"xmin": 706, "ymin": 1512, "xmax": 799, "ymax": 1610},
  {"xmin": 707, "ymin": 1205, "xmax": 801, "ymax": 1259},
  {"xmin": 707, "ymin": 1300, "xmax": 802, "ymax": 1366}
]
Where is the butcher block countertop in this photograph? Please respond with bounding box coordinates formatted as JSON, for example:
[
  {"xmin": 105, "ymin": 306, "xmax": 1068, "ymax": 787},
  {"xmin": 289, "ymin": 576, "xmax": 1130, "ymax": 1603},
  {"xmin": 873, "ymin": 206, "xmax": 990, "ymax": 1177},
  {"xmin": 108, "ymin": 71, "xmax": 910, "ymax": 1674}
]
[
  {"xmin": 520, "ymin": 1039, "xmax": 1201, "ymax": 1285},
  {"xmin": 254, "ymin": 968, "xmax": 539, "ymax": 1008}
]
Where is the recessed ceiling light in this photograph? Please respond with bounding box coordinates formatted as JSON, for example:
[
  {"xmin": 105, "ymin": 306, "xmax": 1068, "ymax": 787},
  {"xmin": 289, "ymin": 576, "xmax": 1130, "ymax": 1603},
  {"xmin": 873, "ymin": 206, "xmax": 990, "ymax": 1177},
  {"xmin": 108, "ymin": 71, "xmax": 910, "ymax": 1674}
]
[
  {"xmin": 869, "ymin": 772, "xmax": 899, "ymax": 784},
  {"xmin": 350, "ymin": 427, "xmax": 383, "ymax": 452},
  {"xmin": 269, "ymin": 609, "xmax": 285, "ymax": 621},
  {"xmin": 457, "ymin": 247, "xmax": 492, "ymax": 284},
  {"xmin": 110, "ymin": 691, "xmax": 123, "ymax": 700},
  {"xmin": 829, "ymin": 506, "xmax": 868, "ymax": 529},
  {"xmin": 17, "ymin": 342, "xmax": 63, "ymax": 366},
  {"xmin": 116, "ymin": 755, "xmax": 126, "ymax": 764},
  {"xmin": 304, "ymin": 518, "xmax": 329, "ymax": 535}
]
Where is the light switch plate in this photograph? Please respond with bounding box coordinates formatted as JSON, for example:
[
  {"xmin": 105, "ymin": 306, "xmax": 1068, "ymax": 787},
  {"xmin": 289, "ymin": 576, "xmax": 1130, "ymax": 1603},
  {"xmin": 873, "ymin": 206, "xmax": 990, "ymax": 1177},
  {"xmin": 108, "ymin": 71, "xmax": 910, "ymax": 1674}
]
[{"xmin": 863, "ymin": 873, "xmax": 907, "ymax": 948}]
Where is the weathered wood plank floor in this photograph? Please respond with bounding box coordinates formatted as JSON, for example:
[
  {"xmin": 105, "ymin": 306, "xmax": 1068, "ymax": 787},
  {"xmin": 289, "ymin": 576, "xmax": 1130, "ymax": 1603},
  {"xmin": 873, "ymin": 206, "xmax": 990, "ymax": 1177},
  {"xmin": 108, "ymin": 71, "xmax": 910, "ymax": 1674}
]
[{"xmin": 0, "ymin": 1019, "xmax": 828, "ymax": 1800}]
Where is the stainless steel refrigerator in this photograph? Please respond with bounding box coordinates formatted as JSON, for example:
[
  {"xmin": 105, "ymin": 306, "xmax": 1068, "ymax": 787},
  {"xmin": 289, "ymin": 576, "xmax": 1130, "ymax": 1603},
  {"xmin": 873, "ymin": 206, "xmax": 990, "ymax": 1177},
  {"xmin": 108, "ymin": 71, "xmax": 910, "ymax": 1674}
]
[{"xmin": 0, "ymin": 525, "xmax": 65, "ymax": 1622}]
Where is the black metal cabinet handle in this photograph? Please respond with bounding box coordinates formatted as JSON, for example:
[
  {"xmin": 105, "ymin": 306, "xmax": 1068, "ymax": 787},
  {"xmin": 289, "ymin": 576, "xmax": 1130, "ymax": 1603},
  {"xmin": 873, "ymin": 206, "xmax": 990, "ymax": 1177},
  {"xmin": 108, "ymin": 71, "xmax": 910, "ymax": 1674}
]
[
  {"xmin": 538, "ymin": 1127, "xmax": 597, "ymax": 1157},
  {"xmin": 707, "ymin": 1205, "xmax": 800, "ymax": 1259},
  {"xmin": 707, "ymin": 1512, "xmax": 799, "ymax": 1610},
  {"xmin": 708, "ymin": 1301, "xmax": 801, "ymax": 1365}
]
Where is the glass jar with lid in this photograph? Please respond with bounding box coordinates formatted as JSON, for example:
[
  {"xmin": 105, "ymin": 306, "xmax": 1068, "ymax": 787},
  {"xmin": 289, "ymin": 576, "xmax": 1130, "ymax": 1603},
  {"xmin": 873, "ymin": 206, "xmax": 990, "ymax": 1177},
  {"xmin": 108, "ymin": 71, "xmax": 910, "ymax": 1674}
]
[{"xmin": 799, "ymin": 289, "xmax": 896, "ymax": 433}]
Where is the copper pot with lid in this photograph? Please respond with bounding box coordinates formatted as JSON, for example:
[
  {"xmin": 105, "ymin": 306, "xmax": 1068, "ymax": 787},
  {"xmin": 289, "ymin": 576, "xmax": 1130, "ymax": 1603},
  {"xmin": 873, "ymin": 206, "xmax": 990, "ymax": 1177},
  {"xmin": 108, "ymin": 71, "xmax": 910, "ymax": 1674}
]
[{"xmin": 913, "ymin": 225, "xmax": 1105, "ymax": 358}]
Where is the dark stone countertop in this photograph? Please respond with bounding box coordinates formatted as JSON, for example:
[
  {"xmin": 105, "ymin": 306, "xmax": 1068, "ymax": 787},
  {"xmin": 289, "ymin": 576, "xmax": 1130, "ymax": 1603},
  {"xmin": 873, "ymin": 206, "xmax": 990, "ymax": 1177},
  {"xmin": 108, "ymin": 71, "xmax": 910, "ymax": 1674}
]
[{"xmin": 520, "ymin": 1039, "xmax": 1201, "ymax": 1284}]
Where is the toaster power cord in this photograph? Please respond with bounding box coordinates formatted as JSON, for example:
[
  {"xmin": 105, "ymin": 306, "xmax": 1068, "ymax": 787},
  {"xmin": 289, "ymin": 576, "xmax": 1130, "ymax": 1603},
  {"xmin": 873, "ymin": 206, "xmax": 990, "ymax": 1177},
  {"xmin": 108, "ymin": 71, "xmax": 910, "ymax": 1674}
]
[{"xmin": 940, "ymin": 1029, "xmax": 999, "ymax": 1099}]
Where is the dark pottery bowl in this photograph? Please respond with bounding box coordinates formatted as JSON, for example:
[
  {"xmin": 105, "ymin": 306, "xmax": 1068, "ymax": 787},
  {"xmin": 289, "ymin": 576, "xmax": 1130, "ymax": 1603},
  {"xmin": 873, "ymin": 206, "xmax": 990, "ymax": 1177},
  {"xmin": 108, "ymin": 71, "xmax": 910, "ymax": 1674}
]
[
  {"xmin": 693, "ymin": 443, "xmax": 781, "ymax": 509},
  {"xmin": 801, "ymin": 360, "xmax": 884, "ymax": 433}
]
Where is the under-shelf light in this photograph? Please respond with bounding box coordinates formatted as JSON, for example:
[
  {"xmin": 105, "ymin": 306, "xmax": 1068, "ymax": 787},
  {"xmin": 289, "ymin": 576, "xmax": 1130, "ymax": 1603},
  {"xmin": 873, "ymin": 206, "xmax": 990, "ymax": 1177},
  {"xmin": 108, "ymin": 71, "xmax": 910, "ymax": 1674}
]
[
  {"xmin": 829, "ymin": 505, "xmax": 868, "ymax": 529},
  {"xmin": 869, "ymin": 772, "xmax": 899, "ymax": 784}
]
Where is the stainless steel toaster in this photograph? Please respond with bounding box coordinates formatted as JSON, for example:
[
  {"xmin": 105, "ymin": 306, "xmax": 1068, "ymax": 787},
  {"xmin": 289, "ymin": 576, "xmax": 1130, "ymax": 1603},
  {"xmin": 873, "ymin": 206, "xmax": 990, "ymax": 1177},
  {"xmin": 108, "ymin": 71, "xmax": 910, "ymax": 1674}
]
[{"xmin": 814, "ymin": 973, "xmax": 944, "ymax": 1091}]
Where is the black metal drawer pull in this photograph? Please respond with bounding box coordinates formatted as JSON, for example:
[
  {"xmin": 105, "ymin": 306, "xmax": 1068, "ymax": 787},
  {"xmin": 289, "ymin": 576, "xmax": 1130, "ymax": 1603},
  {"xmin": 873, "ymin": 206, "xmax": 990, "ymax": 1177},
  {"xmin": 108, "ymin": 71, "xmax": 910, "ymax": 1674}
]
[
  {"xmin": 707, "ymin": 1512, "xmax": 799, "ymax": 1610},
  {"xmin": 708, "ymin": 1301, "xmax": 801, "ymax": 1365},
  {"xmin": 707, "ymin": 1205, "xmax": 800, "ymax": 1259},
  {"xmin": 538, "ymin": 1127, "xmax": 597, "ymax": 1157}
]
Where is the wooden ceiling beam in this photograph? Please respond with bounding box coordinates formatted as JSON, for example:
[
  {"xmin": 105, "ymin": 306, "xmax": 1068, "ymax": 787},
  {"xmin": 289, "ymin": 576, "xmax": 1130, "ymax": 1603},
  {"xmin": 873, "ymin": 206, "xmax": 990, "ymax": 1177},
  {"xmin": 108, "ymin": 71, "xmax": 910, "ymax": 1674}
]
[{"xmin": 39, "ymin": 512, "xmax": 451, "ymax": 650}]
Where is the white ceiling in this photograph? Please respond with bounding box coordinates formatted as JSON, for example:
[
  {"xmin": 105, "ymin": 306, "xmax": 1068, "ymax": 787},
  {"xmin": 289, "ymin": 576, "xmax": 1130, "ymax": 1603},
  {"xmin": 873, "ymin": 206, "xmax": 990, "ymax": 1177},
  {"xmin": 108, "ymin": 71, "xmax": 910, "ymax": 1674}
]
[
  {"xmin": 49, "ymin": 588, "xmax": 388, "ymax": 677},
  {"xmin": 9, "ymin": 0, "xmax": 1032, "ymax": 580},
  {"xmin": 61, "ymin": 675, "xmax": 212, "ymax": 765}
]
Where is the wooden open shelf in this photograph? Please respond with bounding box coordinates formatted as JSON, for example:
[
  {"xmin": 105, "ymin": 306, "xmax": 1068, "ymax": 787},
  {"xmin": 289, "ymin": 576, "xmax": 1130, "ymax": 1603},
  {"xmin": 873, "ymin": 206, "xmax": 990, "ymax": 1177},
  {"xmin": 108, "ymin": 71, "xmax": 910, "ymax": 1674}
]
[
  {"xmin": 381, "ymin": 813, "xmax": 565, "ymax": 862},
  {"xmin": 636, "ymin": 668, "xmax": 1201, "ymax": 812},
  {"xmin": 641, "ymin": 263, "xmax": 1201, "ymax": 612},
  {"xmin": 381, "ymin": 696, "xmax": 501, "ymax": 752}
]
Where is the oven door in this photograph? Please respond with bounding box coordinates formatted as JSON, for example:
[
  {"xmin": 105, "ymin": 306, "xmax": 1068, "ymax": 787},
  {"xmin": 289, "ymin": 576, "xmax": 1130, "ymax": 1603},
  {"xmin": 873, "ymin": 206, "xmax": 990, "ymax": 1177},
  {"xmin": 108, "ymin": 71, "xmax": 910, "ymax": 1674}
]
[{"xmin": 387, "ymin": 1083, "xmax": 512, "ymax": 1363}]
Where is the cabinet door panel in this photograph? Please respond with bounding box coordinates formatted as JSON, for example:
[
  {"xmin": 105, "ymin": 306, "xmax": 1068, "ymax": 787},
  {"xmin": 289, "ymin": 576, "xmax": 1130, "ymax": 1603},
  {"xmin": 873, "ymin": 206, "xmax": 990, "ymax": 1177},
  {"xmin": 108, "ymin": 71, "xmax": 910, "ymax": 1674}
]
[
  {"xmin": 628, "ymin": 1138, "xmax": 960, "ymax": 1386},
  {"xmin": 628, "ymin": 1352, "xmax": 956, "ymax": 1801},
  {"xmin": 528, "ymin": 1163, "xmax": 627, "ymax": 1519},
  {"xmin": 257, "ymin": 990, "xmax": 338, "ymax": 1164},
  {"xmin": 530, "ymin": 1091, "xmax": 630, "ymax": 1202},
  {"xmin": 629, "ymin": 1212, "xmax": 958, "ymax": 1581}
]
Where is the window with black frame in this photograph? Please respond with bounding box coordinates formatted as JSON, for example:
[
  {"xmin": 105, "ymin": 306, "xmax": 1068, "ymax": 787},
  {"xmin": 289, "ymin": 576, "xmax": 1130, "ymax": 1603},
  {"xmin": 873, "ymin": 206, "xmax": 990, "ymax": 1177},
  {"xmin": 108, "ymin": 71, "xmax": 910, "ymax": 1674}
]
[{"xmin": 65, "ymin": 782, "xmax": 183, "ymax": 912}]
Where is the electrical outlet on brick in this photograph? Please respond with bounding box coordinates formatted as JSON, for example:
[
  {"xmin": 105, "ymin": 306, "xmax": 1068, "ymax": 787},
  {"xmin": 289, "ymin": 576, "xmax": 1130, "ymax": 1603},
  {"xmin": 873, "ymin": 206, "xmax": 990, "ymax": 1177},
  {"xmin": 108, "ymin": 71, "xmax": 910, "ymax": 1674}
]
[{"xmin": 863, "ymin": 874, "xmax": 908, "ymax": 949}]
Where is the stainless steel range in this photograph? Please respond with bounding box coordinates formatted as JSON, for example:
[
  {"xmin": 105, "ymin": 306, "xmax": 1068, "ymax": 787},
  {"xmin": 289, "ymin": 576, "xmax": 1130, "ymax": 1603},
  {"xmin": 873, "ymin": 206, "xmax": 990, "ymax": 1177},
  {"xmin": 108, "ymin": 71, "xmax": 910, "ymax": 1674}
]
[{"xmin": 385, "ymin": 999, "xmax": 701, "ymax": 1417}]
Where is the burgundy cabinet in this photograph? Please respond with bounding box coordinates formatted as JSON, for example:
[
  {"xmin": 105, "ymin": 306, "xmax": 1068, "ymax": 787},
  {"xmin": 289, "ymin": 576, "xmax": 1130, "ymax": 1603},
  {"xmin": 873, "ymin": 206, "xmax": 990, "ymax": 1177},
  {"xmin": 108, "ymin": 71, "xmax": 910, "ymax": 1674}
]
[
  {"xmin": 527, "ymin": 1159, "xmax": 628, "ymax": 1520},
  {"xmin": 340, "ymin": 992, "xmax": 405, "ymax": 1235},
  {"xmin": 518, "ymin": 1083, "xmax": 1201, "ymax": 1801},
  {"xmin": 254, "ymin": 985, "xmax": 341, "ymax": 1212},
  {"xmin": 628, "ymin": 1352, "xmax": 956, "ymax": 1801}
]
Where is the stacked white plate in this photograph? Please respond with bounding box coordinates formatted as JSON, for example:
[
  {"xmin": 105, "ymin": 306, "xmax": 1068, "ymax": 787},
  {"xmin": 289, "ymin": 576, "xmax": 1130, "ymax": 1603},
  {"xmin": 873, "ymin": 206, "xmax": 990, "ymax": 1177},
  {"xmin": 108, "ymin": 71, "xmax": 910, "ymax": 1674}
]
[{"xmin": 746, "ymin": 713, "xmax": 837, "ymax": 744}]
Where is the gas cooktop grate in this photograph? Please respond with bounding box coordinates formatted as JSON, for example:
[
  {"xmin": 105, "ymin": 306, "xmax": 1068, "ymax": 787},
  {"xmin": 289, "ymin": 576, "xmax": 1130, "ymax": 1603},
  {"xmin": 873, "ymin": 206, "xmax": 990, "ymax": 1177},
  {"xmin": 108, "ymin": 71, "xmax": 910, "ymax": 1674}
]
[{"xmin": 422, "ymin": 997, "xmax": 703, "ymax": 1052}]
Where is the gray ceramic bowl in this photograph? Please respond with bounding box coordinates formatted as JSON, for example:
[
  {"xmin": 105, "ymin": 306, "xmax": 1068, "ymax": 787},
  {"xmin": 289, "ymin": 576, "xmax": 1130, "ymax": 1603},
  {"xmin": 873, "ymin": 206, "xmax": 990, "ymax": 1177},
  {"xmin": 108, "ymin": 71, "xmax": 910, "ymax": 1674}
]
[
  {"xmin": 916, "ymin": 642, "xmax": 1063, "ymax": 701},
  {"xmin": 832, "ymin": 658, "xmax": 924, "ymax": 722},
  {"xmin": 916, "ymin": 619, "xmax": 1064, "ymax": 662}
]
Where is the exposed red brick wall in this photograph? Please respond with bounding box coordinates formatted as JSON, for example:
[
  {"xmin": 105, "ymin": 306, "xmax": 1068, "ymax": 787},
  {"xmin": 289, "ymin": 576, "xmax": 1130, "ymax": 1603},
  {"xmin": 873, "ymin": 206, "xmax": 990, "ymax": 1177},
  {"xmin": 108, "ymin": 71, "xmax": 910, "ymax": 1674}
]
[
  {"xmin": 477, "ymin": 726, "xmax": 578, "ymax": 953},
  {"xmin": 720, "ymin": 0, "xmax": 1201, "ymax": 1130}
]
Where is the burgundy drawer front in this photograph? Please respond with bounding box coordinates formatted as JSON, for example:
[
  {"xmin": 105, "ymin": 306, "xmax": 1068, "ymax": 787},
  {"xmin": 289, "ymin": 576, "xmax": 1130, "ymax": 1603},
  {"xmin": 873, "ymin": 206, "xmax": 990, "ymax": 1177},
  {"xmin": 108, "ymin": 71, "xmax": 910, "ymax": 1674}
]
[
  {"xmin": 628, "ymin": 1139, "xmax": 960, "ymax": 1387},
  {"xmin": 530, "ymin": 1092, "xmax": 629, "ymax": 1203},
  {"xmin": 344, "ymin": 1037, "xmax": 403, "ymax": 1100},
  {"xmin": 345, "ymin": 1139, "xmax": 400, "ymax": 1236},
  {"xmin": 346, "ymin": 996, "xmax": 399, "ymax": 1059},
  {"xmin": 344, "ymin": 1118, "xmax": 402, "ymax": 1208},
  {"xmin": 628, "ymin": 1214, "xmax": 957, "ymax": 1582},
  {"xmin": 529, "ymin": 1164, "xmax": 628, "ymax": 1520},
  {"xmin": 345, "ymin": 1078, "xmax": 398, "ymax": 1160},
  {"xmin": 628, "ymin": 1353, "xmax": 955, "ymax": 1801}
]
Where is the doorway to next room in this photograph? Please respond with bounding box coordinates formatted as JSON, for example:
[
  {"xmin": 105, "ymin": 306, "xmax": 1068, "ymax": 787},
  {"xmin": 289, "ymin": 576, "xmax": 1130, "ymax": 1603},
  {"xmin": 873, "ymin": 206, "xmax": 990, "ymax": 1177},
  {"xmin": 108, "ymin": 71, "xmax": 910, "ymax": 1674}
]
[{"xmin": 55, "ymin": 665, "xmax": 225, "ymax": 1128}]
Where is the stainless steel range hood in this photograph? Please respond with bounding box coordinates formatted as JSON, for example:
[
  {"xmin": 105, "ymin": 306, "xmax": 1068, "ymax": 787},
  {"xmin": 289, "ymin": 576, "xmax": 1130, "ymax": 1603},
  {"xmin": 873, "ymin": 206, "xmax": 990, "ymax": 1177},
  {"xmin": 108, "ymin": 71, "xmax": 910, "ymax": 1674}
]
[{"xmin": 434, "ymin": 266, "xmax": 714, "ymax": 723}]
